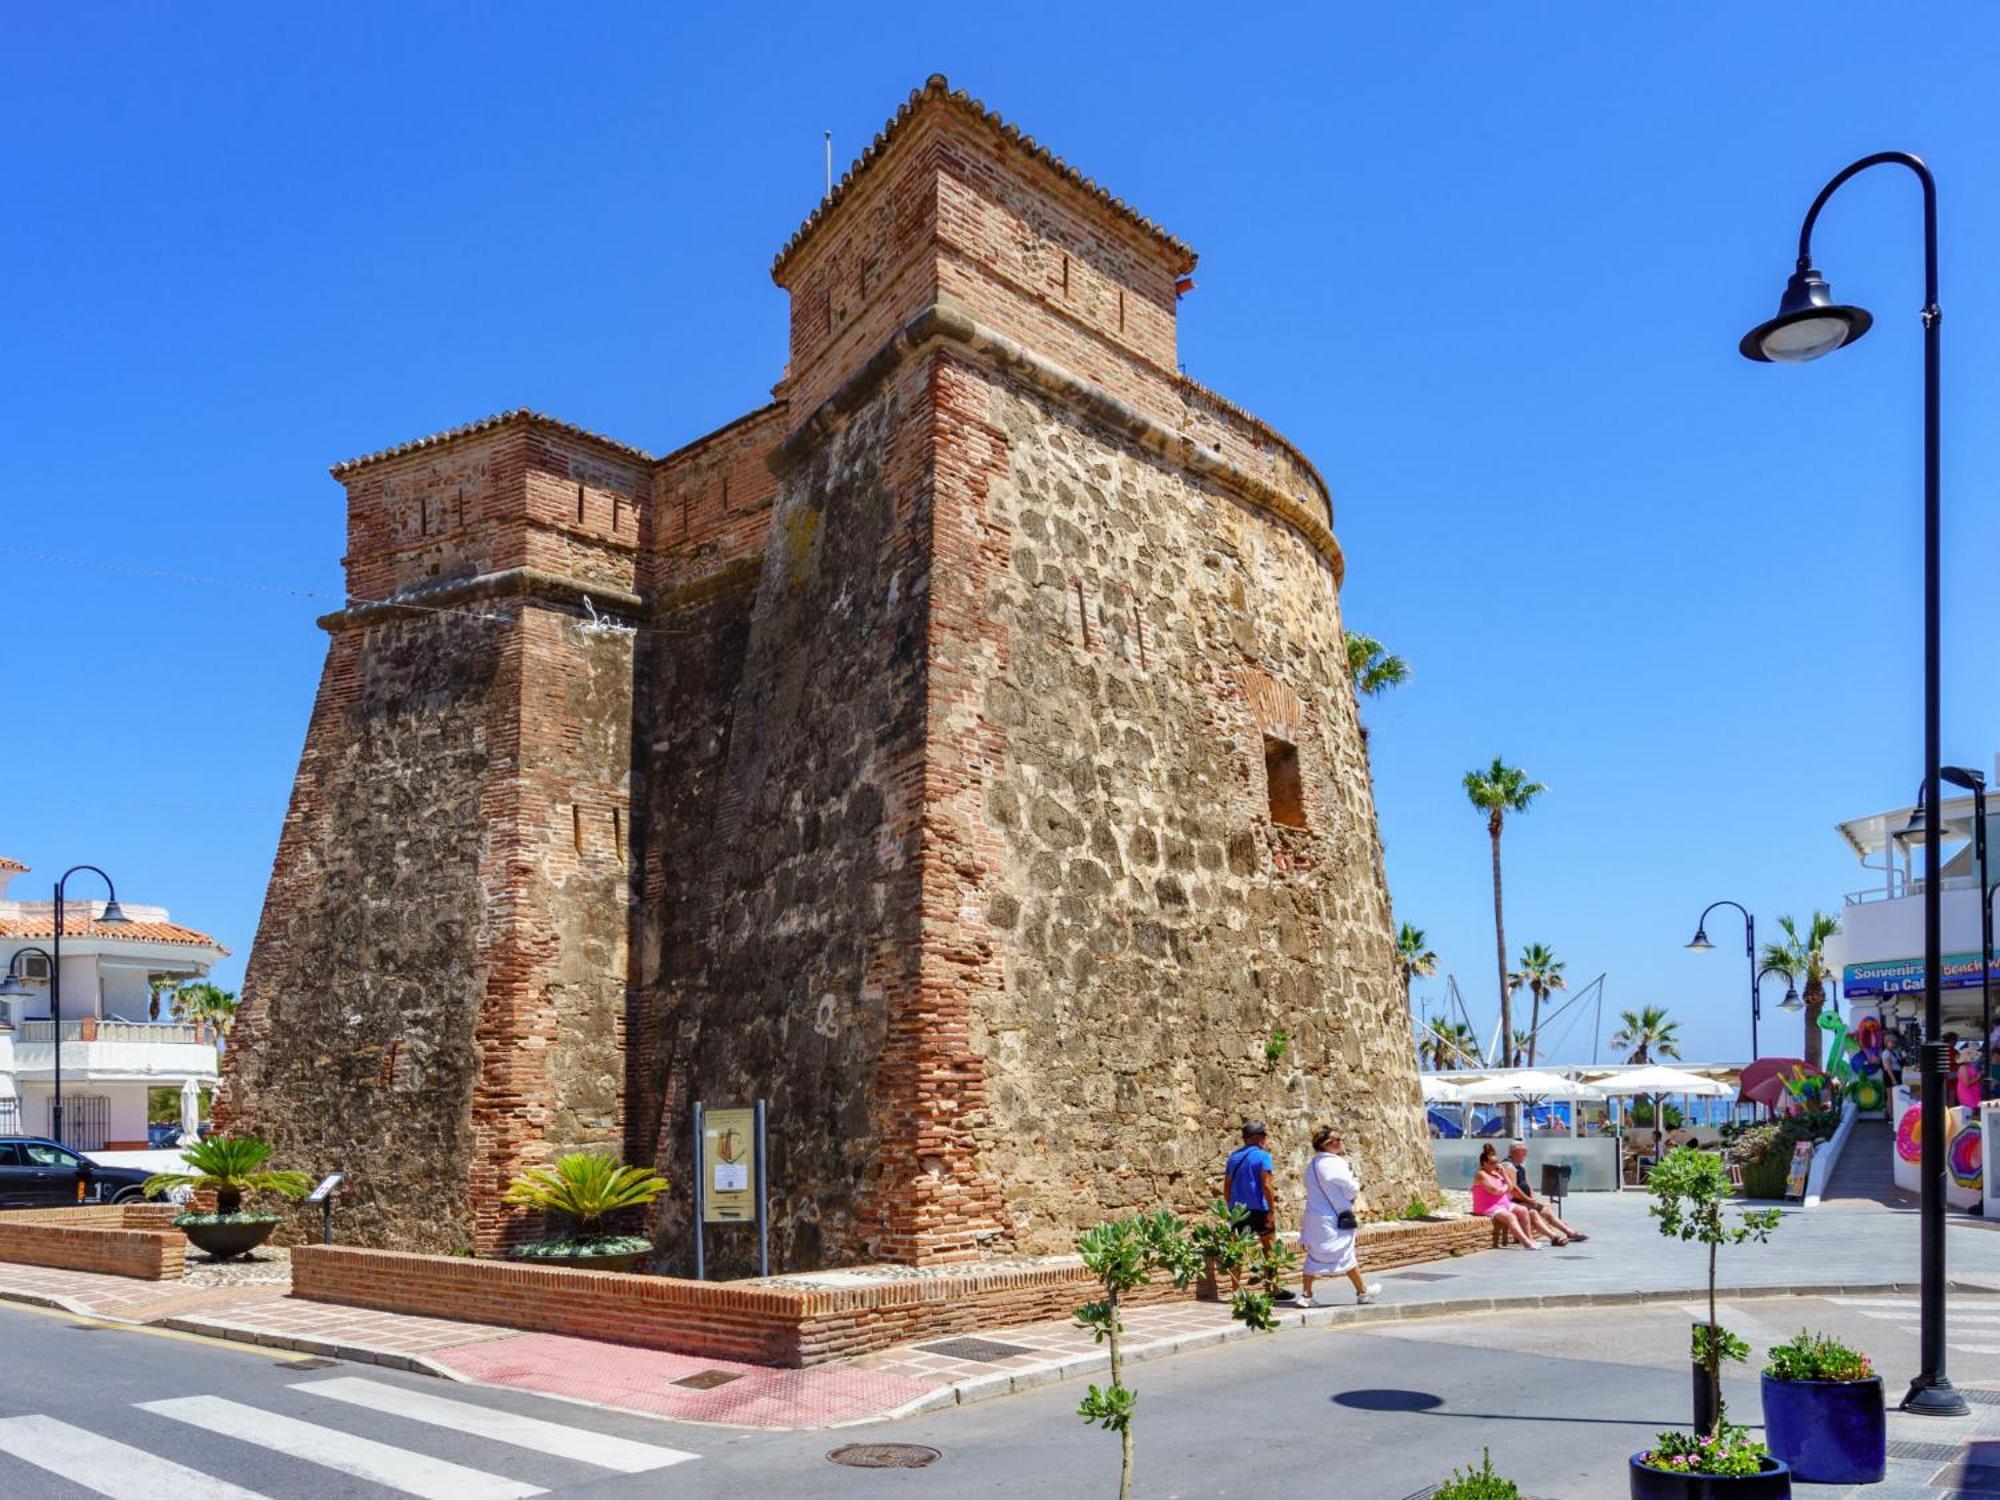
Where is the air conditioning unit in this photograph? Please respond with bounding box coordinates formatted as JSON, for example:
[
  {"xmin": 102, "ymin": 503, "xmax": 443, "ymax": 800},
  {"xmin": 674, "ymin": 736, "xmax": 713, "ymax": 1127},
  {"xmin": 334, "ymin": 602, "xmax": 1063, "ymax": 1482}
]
[{"xmin": 17, "ymin": 953, "xmax": 49, "ymax": 983}]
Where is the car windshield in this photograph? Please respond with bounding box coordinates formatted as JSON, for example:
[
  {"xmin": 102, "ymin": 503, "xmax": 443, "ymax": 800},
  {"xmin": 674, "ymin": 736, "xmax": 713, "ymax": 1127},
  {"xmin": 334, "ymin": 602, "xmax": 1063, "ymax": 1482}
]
[{"xmin": 21, "ymin": 1144, "xmax": 80, "ymax": 1169}]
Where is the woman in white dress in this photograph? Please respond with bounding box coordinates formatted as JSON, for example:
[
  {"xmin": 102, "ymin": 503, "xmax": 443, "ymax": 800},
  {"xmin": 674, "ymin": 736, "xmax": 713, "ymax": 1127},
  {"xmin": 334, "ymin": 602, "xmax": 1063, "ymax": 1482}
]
[{"xmin": 1297, "ymin": 1124, "xmax": 1381, "ymax": 1306}]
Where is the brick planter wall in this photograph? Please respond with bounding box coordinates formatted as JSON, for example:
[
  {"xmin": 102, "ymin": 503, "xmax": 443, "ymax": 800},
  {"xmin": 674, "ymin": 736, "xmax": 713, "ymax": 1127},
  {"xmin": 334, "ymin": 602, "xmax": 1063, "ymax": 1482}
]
[
  {"xmin": 291, "ymin": 1216, "xmax": 1492, "ymax": 1367},
  {"xmin": 0, "ymin": 1205, "xmax": 187, "ymax": 1280}
]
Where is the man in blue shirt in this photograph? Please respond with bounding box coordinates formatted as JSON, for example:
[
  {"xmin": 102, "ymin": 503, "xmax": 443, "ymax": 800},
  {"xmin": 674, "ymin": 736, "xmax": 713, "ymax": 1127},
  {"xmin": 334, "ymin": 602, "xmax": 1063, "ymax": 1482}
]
[{"xmin": 1223, "ymin": 1120, "xmax": 1279, "ymax": 1260}]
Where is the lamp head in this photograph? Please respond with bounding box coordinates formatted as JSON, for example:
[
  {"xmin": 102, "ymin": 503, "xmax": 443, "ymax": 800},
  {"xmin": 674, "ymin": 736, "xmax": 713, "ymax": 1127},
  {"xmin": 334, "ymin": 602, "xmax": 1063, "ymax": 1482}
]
[
  {"xmin": 0, "ymin": 974, "xmax": 25, "ymax": 998},
  {"xmin": 95, "ymin": 897, "xmax": 130, "ymax": 925},
  {"xmin": 1686, "ymin": 929, "xmax": 1714, "ymax": 954},
  {"xmin": 1896, "ymin": 805, "xmax": 1928, "ymax": 846},
  {"xmin": 1780, "ymin": 986, "xmax": 1805, "ymax": 1013},
  {"xmin": 1740, "ymin": 265, "xmax": 1872, "ymax": 363},
  {"xmin": 1942, "ymin": 765, "xmax": 1986, "ymax": 793}
]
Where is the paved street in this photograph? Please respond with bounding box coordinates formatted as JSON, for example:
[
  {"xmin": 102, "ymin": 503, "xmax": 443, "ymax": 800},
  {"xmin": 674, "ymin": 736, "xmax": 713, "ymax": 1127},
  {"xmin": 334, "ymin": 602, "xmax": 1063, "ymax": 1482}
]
[{"xmin": 9, "ymin": 1280, "xmax": 2000, "ymax": 1498}]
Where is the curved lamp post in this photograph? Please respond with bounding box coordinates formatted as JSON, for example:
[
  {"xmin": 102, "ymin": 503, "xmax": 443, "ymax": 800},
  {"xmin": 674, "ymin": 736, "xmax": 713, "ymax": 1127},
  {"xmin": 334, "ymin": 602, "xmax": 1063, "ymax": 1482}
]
[
  {"xmin": 0, "ymin": 867, "xmax": 130, "ymax": 1149},
  {"xmin": 1688, "ymin": 900, "xmax": 1758, "ymax": 1060},
  {"xmin": 1742, "ymin": 151, "xmax": 1962, "ymax": 1417}
]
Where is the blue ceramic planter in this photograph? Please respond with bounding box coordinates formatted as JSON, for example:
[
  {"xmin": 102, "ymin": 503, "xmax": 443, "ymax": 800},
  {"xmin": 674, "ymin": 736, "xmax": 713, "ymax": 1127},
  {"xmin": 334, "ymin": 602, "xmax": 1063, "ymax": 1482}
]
[
  {"xmin": 1760, "ymin": 1373, "xmax": 1886, "ymax": 1484},
  {"xmin": 1628, "ymin": 1454, "xmax": 1791, "ymax": 1499}
]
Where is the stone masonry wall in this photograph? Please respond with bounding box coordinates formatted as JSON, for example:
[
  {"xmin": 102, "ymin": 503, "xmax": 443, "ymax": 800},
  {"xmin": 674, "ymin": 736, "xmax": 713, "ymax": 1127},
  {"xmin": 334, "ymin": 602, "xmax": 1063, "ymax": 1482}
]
[{"xmin": 942, "ymin": 371, "xmax": 1433, "ymax": 1247}]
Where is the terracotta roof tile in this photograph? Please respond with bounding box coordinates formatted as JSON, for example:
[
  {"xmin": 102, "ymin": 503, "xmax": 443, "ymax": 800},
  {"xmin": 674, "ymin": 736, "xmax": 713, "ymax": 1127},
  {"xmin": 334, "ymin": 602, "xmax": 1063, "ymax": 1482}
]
[
  {"xmin": 0, "ymin": 917, "xmax": 229, "ymax": 955},
  {"xmin": 330, "ymin": 408, "xmax": 654, "ymax": 479},
  {"xmin": 0, "ymin": 857, "xmax": 26, "ymax": 874},
  {"xmin": 773, "ymin": 74, "xmax": 1197, "ymax": 280}
]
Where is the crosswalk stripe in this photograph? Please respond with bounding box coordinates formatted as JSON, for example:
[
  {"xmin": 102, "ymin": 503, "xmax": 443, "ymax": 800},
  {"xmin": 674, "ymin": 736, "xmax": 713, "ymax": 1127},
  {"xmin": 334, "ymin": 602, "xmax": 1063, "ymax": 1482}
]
[
  {"xmin": 296, "ymin": 1376, "xmax": 697, "ymax": 1473},
  {"xmin": 139, "ymin": 1396, "xmax": 544, "ymax": 1500},
  {"xmin": 0, "ymin": 1414, "xmax": 269, "ymax": 1500}
]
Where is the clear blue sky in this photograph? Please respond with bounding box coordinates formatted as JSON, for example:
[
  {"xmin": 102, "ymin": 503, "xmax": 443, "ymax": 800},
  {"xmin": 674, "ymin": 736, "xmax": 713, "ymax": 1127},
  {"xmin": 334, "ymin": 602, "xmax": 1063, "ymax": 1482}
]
[{"xmin": 5, "ymin": 5, "xmax": 1997, "ymax": 1063}]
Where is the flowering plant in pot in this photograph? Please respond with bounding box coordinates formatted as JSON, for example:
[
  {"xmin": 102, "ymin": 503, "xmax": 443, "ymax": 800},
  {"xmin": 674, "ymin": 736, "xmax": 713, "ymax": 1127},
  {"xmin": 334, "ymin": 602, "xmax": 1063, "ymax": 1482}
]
[
  {"xmin": 142, "ymin": 1135, "xmax": 310, "ymax": 1260},
  {"xmin": 1630, "ymin": 1147, "xmax": 1789, "ymax": 1498},
  {"xmin": 502, "ymin": 1152, "xmax": 667, "ymax": 1270},
  {"xmin": 1760, "ymin": 1331, "xmax": 1884, "ymax": 1485}
]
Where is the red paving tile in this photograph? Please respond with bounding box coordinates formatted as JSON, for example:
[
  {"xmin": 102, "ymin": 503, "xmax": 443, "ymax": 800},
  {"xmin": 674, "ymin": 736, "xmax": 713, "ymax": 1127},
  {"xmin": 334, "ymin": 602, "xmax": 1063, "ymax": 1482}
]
[{"xmin": 436, "ymin": 1333, "xmax": 940, "ymax": 1428}]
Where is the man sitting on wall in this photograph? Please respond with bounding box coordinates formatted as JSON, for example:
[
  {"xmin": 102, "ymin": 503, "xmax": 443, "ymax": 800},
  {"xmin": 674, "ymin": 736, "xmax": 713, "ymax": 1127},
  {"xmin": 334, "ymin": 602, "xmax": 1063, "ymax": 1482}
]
[{"xmin": 1506, "ymin": 1140, "xmax": 1588, "ymax": 1243}]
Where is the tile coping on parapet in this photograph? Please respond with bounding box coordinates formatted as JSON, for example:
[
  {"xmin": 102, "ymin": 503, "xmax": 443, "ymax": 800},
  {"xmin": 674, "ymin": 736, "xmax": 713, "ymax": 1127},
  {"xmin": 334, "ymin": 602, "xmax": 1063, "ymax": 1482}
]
[{"xmin": 10, "ymin": 1278, "xmax": 2000, "ymax": 1433}]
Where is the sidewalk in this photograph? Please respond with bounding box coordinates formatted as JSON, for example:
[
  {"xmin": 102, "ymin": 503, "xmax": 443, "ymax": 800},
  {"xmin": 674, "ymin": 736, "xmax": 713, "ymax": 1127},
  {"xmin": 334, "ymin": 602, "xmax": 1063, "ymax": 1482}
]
[{"xmin": 6, "ymin": 1193, "xmax": 1999, "ymax": 1432}]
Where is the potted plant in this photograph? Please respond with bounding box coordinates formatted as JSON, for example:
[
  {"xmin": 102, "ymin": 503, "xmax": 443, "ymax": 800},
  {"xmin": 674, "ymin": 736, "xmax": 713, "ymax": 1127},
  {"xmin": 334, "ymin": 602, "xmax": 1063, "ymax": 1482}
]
[
  {"xmin": 1631, "ymin": 1146, "xmax": 1789, "ymax": 1498},
  {"xmin": 502, "ymin": 1151, "xmax": 668, "ymax": 1270},
  {"xmin": 1429, "ymin": 1449, "xmax": 1521, "ymax": 1499},
  {"xmin": 142, "ymin": 1135, "xmax": 311, "ymax": 1260},
  {"xmin": 1760, "ymin": 1331, "xmax": 1884, "ymax": 1484}
]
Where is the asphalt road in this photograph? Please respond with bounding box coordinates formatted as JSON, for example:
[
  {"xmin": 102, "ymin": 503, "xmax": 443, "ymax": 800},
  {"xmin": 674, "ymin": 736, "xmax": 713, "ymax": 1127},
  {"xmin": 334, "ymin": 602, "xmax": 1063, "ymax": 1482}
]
[{"xmin": 2, "ymin": 1292, "xmax": 1995, "ymax": 1498}]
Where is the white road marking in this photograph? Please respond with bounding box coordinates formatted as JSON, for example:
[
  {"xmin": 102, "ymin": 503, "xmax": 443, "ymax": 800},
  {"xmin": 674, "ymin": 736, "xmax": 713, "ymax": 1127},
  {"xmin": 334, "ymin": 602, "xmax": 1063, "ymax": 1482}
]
[
  {"xmin": 296, "ymin": 1376, "xmax": 697, "ymax": 1473},
  {"xmin": 139, "ymin": 1395, "xmax": 544, "ymax": 1500},
  {"xmin": 0, "ymin": 1414, "xmax": 269, "ymax": 1499}
]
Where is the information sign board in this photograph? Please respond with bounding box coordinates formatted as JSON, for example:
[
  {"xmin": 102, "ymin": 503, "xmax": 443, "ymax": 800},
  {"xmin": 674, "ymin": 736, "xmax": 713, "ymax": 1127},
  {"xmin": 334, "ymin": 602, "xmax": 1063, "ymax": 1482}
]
[{"xmin": 701, "ymin": 1107, "xmax": 757, "ymax": 1225}]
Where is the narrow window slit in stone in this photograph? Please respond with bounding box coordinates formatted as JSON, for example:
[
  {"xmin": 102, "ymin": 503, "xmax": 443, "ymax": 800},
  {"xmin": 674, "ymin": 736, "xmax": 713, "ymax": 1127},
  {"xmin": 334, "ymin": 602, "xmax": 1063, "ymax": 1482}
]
[
  {"xmin": 572, "ymin": 803, "xmax": 585, "ymax": 856},
  {"xmin": 1132, "ymin": 596, "xmax": 1148, "ymax": 669},
  {"xmin": 455, "ymin": 487, "xmax": 465, "ymax": 528},
  {"xmin": 1263, "ymin": 736, "xmax": 1307, "ymax": 830},
  {"xmin": 1061, "ymin": 254, "xmax": 1070, "ymax": 298},
  {"xmin": 576, "ymin": 483, "xmax": 586, "ymax": 525},
  {"xmin": 1117, "ymin": 289, "xmax": 1125, "ymax": 332},
  {"xmin": 612, "ymin": 806, "xmax": 622, "ymax": 856},
  {"xmin": 1074, "ymin": 579, "xmax": 1091, "ymax": 648},
  {"xmin": 418, "ymin": 495, "xmax": 429, "ymax": 536}
]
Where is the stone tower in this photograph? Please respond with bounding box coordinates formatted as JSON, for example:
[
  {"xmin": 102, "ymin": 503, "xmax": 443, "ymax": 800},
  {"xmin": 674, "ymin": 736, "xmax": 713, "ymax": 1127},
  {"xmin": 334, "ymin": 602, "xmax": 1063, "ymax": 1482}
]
[{"xmin": 225, "ymin": 76, "xmax": 1436, "ymax": 1270}]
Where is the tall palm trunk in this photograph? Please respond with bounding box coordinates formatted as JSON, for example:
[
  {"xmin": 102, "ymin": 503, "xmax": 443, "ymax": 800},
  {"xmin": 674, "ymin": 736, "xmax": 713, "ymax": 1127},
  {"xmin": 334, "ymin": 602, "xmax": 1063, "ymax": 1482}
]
[
  {"xmin": 1527, "ymin": 982, "xmax": 1543, "ymax": 1068},
  {"xmin": 1489, "ymin": 814, "xmax": 1511, "ymax": 1065},
  {"xmin": 1802, "ymin": 975, "xmax": 1825, "ymax": 1069}
]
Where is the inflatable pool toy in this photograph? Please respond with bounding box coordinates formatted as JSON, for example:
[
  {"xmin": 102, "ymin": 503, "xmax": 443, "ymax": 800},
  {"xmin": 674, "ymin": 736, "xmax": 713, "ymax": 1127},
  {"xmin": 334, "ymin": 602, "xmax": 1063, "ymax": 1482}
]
[
  {"xmin": 1851, "ymin": 1073, "xmax": 1887, "ymax": 1113},
  {"xmin": 1896, "ymin": 1104, "xmax": 1923, "ymax": 1163},
  {"xmin": 1951, "ymin": 1116, "xmax": 1984, "ymax": 1190}
]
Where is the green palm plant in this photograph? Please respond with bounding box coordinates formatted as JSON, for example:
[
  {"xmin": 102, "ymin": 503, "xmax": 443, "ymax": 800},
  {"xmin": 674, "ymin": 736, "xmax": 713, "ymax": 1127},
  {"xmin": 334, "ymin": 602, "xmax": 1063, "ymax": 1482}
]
[
  {"xmin": 1463, "ymin": 758, "xmax": 1547, "ymax": 1083},
  {"xmin": 142, "ymin": 1135, "xmax": 310, "ymax": 1217},
  {"xmin": 1420, "ymin": 1017, "xmax": 1480, "ymax": 1071},
  {"xmin": 1346, "ymin": 632, "xmax": 1410, "ymax": 699},
  {"xmin": 170, "ymin": 981, "xmax": 239, "ymax": 1039},
  {"xmin": 1396, "ymin": 923, "xmax": 1439, "ymax": 1007},
  {"xmin": 503, "ymin": 1152, "xmax": 669, "ymax": 1241},
  {"xmin": 1509, "ymin": 943, "xmax": 1567, "ymax": 1068},
  {"xmin": 1759, "ymin": 911, "xmax": 1841, "ymax": 1069},
  {"xmin": 1611, "ymin": 1005, "xmax": 1683, "ymax": 1064}
]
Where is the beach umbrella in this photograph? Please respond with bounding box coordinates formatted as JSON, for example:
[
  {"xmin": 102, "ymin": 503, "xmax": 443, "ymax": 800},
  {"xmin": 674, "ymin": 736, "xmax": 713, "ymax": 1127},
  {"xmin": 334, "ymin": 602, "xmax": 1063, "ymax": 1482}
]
[
  {"xmin": 1448, "ymin": 1069, "xmax": 1606, "ymax": 1103},
  {"xmin": 1593, "ymin": 1066, "xmax": 1735, "ymax": 1098},
  {"xmin": 1420, "ymin": 1075, "xmax": 1469, "ymax": 1103},
  {"xmin": 1738, "ymin": 1057, "xmax": 1822, "ymax": 1110},
  {"xmin": 179, "ymin": 1078, "xmax": 203, "ymax": 1142}
]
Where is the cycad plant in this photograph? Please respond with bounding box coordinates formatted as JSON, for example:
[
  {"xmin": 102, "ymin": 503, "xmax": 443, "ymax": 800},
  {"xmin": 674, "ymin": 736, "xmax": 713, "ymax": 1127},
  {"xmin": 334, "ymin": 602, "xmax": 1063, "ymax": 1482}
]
[
  {"xmin": 142, "ymin": 1135, "xmax": 310, "ymax": 1217},
  {"xmin": 503, "ymin": 1152, "xmax": 669, "ymax": 1247}
]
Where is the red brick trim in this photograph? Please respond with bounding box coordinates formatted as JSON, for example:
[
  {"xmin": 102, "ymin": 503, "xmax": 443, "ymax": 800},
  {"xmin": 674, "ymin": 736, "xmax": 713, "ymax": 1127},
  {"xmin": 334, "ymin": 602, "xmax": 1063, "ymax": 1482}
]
[{"xmin": 0, "ymin": 1205, "xmax": 187, "ymax": 1280}]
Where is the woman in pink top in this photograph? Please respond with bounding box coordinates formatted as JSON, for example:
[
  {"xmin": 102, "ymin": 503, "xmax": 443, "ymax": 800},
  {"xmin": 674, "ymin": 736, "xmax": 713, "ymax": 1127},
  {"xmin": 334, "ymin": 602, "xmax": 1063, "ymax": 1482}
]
[{"xmin": 1470, "ymin": 1144, "xmax": 1541, "ymax": 1250}]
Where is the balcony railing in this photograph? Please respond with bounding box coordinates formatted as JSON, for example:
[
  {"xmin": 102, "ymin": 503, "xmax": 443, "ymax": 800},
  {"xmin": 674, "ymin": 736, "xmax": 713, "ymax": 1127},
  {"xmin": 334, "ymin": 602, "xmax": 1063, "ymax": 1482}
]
[
  {"xmin": 1845, "ymin": 874, "xmax": 1983, "ymax": 905},
  {"xmin": 14, "ymin": 1019, "xmax": 206, "ymax": 1045}
]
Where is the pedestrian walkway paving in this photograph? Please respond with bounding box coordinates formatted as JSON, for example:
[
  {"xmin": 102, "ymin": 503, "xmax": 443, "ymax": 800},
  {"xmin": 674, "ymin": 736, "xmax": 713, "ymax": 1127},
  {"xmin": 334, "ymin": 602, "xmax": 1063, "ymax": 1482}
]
[
  {"xmin": 10, "ymin": 1192, "xmax": 2000, "ymax": 1431},
  {"xmin": 0, "ymin": 1373, "xmax": 700, "ymax": 1498}
]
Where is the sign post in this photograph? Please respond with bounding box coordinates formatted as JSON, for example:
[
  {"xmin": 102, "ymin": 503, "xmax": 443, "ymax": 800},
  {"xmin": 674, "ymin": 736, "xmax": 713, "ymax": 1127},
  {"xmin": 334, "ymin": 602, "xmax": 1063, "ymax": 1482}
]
[{"xmin": 693, "ymin": 1100, "xmax": 768, "ymax": 1279}]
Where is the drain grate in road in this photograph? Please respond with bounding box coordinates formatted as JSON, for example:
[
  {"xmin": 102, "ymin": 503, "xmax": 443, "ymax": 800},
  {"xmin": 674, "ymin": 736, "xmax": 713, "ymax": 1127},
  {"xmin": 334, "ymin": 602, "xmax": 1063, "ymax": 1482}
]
[
  {"xmin": 828, "ymin": 1444, "xmax": 941, "ymax": 1469},
  {"xmin": 670, "ymin": 1370, "xmax": 745, "ymax": 1390},
  {"xmin": 280, "ymin": 1357, "xmax": 341, "ymax": 1370},
  {"xmin": 1887, "ymin": 1439, "xmax": 1963, "ymax": 1462},
  {"xmin": 1963, "ymin": 1387, "xmax": 2000, "ymax": 1406},
  {"xmin": 916, "ymin": 1336, "xmax": 1035, "ymax": 1363},
  {"xmin": 1387, "ymin": 1271, "xmax": 1455, "ymax": 1282}
]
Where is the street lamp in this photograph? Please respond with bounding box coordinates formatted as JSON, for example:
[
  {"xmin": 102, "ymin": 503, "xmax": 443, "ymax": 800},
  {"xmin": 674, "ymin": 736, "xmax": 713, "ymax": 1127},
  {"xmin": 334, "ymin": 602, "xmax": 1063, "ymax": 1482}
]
[
  {"xmin": 4, "ymin": 867, "xmax": 131, "ymax": 1148},
  {"xmin": 1741, "ymin": 151, "xmax": 1961, "ymax": 1417},
  {"xmin": 1688, "ymin": 900, "xmax": 1759, "ymax": 1060}
]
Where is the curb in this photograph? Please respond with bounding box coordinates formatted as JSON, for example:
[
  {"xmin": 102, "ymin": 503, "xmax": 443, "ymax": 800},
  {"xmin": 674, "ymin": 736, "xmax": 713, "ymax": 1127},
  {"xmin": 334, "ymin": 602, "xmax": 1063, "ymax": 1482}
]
[{"xmin": 7, "ymin": 1276, "xmax": 1997, "ymax": 1430}]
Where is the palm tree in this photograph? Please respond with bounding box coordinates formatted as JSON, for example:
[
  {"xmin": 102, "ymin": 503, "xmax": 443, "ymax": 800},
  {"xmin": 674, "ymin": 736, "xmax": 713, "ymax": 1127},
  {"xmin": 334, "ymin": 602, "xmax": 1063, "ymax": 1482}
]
[
  {"xmin": 171, "ymin": 982, "xmax": 239, "ymax": 1040},
  {"xmin": 1760, "ymin": 911, "xmax": 1841, "ymax": 1069},
  {"xmin": 1610, "ymin": 1005, "xmax": 1683, "ymax": 1064},
  {"xmin": 1463, "ymin": 758, "xmax": 1547, "ymax": 1082},
  {"xmin": 1509, "ymin": 943, "xmax": 1567, "ymax": 1067},
  {"xmin": 1396, "ymin": 923, "xmax": 1439, "ymax": 1007},
  {"xmin": 1419, "ymin": 1017, "xmax": 1479, "ymax": 1071},
  {"xmin": 1345, "ymin": 633, "xmax": 1409, "ymax": 698}
]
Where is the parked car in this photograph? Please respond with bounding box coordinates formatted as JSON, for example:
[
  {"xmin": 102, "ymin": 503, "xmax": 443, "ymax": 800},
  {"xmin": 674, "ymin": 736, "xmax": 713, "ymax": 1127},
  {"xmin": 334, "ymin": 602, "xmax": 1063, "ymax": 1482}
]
[{"xmin": 0, "ymin": 1137, "xmax": 159, "ymax": 1208}]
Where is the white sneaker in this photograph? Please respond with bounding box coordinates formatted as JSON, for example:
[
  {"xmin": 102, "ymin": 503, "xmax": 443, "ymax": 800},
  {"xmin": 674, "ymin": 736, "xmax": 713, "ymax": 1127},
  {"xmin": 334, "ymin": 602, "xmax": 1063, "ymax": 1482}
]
[{"xmin": 1356, "ymin": 1284, "xmax": 1382, "ymax": 1304}]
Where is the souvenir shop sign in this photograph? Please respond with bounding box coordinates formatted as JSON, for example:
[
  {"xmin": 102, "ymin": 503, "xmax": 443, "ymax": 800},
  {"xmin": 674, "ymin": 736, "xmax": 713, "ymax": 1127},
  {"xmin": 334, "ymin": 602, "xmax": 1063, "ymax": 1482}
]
[{"xmin": 1844, "ymin": 952, "xmax": 1996, "ymax": 998}]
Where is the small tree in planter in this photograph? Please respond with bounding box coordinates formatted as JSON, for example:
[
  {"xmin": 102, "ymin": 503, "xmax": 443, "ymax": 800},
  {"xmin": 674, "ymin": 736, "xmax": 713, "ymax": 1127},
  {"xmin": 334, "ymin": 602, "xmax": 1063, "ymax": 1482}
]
[
  {"xmin": 1075, "ymin": 1208, "xmax": 1292, "ymax": 1499},
  {"xmin": 502, "ymin": 1152, "xmax": 668, "ymax": 1270},
  {"xmin": 1632, "ymin": 1146, "xmax": 1787, "ymax": 1497},
  {"xmin": 1186, "ymin": 1200, "xmax": 1256, "ymax": 1300},
  {"xmin": 143, "ymin": 1136, "xmax": 310, "ymax": 1260},
  {"xmin": 1761, "ymin": 1331, "xmax": 1884, "ymax": 1485}
]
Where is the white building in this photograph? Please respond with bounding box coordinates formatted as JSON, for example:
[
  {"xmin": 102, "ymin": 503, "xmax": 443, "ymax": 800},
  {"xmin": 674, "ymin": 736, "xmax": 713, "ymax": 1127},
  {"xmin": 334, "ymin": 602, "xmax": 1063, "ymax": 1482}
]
[
  {"xmin": 0, "ymin": 856, "xmax": 227, "ymax": 1150},
  {"xmin": 1828, "ymin": 756, "xmax": 2000, "ymax": 1041}
]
